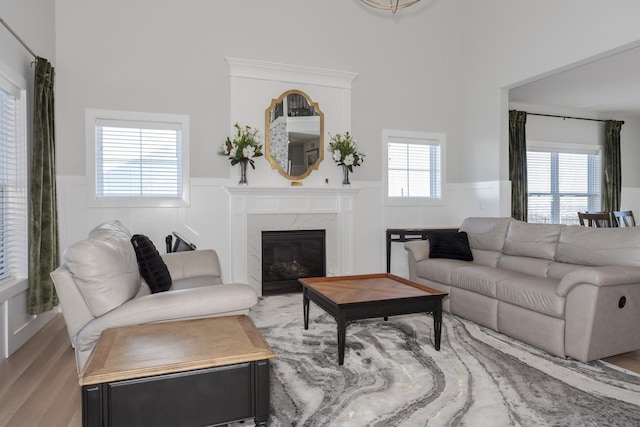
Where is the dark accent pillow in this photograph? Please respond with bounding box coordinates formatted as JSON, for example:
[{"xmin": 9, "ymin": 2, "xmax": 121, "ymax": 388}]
[
  {"xmin": 428, "ymin": 231, "xmax": 473, "ymax": 261},
  {"xmin": 131, "ymin": 234, "xmax": 172, "ymax": 293}
]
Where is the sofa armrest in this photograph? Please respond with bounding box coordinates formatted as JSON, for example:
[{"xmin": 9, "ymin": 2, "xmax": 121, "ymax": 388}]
[
  {"xmin": 75, "ymin": 283, "xmax": 258, "ymax": 352},
  {"xmin": 162, "ymin": 249, "xmax": 222, "ymax": 282},
  {"xmin": 404, "ymin": 240, "xmax": 430, "ymax": 262},
  {"xmin": 557, "ymin": 266, "xmax": 640, "ymax": 296}
]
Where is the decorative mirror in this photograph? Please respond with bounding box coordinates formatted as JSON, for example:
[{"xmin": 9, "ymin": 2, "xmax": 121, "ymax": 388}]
[{"xmin": 265, "ymin": 90, "xmax": 324, "ymax": 181}]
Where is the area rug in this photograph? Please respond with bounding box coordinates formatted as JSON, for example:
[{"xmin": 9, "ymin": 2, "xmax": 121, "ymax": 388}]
[{"xmin": 240, "ymin": 294, "xmax": 640, "ymax": 427}]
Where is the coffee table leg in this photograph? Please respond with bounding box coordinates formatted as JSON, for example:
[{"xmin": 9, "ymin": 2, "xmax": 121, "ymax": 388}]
[
  {"xmin": 337, "ymin": 314, "xmax": 346, "ymax": 365},
  {"xmin": 303, "ymin": 294, "xmax": 310, "ymax": 330},
  {"xmin": 433, "ymin": 300, "xmax": 443, "ymax": 351}
]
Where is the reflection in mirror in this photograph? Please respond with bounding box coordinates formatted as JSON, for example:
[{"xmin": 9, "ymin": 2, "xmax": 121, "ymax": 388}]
[{"xmin": 265, "ymin": 90, "xmax": 324, "ymax": 180}]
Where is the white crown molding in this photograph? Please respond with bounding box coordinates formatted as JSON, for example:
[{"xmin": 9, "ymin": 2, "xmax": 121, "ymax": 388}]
[{"xmin": 225, "ymin": 57, "xmax": 359, "ymax": 89}]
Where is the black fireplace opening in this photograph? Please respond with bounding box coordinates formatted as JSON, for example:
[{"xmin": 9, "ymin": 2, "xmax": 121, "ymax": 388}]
[{"xmin": 261, "ymin": 229, "xmax": 326, "ymax": 295}]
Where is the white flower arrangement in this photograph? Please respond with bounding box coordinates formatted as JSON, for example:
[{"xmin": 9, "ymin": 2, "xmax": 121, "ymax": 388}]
[
  {"xmin": 218, "ymin": 122, "xmax": 264, "ymax": 168},
  {"xmin": 328, "ymin": 131, "xmax": 365, "ymax": 172}
]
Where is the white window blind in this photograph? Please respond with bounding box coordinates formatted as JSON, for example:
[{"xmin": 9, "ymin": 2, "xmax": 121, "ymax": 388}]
[
  {"xmin": 527, "ymin": 149, "xmax": 601, "ymax": 225},
  {"xmin": 94, "ymin": 118, "xmax": 183, "ymax": 199},
  {"xmin": 387, "ymin": 137, "xmax": 442, "ymax": 199},
  {"xmin": 0, "ymin": 78, "xmax": 27, "ymax": 284}
]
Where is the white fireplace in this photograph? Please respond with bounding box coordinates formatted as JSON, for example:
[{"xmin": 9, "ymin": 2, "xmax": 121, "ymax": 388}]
[{"xmin": 225, "ymin": 186, "xmax": 359, "ymax": 296}]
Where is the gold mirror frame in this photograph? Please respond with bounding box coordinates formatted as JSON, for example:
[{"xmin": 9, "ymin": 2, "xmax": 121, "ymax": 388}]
[{"xmin": 265, "ymin": 90, "xmax": 324, "ymax": 181}]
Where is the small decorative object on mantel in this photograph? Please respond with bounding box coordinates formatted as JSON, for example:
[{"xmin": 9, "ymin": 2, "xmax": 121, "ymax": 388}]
[
  {"xmin": 328, "ymin": 131, "xmax": 365, "ymax": 187},
  {"xmin": 218, "ymin": 122, "xmax": 263, "ymax": 186}
]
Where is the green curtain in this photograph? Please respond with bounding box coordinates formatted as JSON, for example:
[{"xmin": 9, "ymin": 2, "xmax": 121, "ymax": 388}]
[
  {"xmin": 602, "ymin": 120, "xmax": 624, "ymax": 212},
  {"xmin": 27, "ymin": 57, "xmax": 59, "ymax": 314},
  {"xmin": 509, "ymin": 110, "xmax": 528, "ymax": 222}
]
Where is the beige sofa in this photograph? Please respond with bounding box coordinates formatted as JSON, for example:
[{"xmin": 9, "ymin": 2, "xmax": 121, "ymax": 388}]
[
  {"xmin": 51, "ymin": 220, "xmax": 258, "ymax": 373},
  {"xmin": 405, "ymin": 217, "xmax": 640, "ymax": 362}
]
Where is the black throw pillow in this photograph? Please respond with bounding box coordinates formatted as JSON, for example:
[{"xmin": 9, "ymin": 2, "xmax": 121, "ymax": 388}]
[
  {"xmin": 131, "ymin": 234, "xmax": 172, "ymax": 293},
  {"xmin": 428, "ymin": 231, "xmax": 473, "ymax": 261}
]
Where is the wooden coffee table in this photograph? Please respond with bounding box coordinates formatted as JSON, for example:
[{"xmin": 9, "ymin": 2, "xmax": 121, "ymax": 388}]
[
  {"xmin": 299, "ymin": 273, "xmax": 448, "ymax": 365},
  {"xmin": 80, "ymin": 315, "xmax": 275, "ymax": 427}
]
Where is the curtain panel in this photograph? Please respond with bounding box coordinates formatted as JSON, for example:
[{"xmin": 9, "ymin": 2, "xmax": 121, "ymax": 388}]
[
  {"xmin": 509, "ymin": 110, "xmax": 528, "ymax": 222},
  {"xmin": 27, "ymin": 57, "xmax": 59, "ymax": 314},
  {"xmin": 602, "ymin": 120, "xmax": 624, "ymax": 212}
]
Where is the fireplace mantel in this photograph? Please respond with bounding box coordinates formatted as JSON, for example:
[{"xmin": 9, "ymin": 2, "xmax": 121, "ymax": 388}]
[
  {"xmin": 225, "ymin": 186, "xmax": 360, "ymax": 295},
  {"xmin": 224, "ymin": 186, "xmax": 359, "ymax": 214}
]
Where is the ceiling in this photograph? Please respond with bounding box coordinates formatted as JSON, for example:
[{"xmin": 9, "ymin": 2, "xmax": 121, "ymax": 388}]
[{"xmin": 509, "ymin": 45, "xmax": 640, "ymax": 118}]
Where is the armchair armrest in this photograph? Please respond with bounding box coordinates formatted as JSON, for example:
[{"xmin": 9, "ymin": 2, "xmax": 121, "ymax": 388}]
[
  {"xmin": 557, "ymin": 266, "xmax": 640, "ymax": 296},
  {"xmin": 404, "ymin": 240, "xmax": 430, "ymax": 262},
  {"xmin": 162, "ymin": 249, "xmax": 222, "ymax": 282}
]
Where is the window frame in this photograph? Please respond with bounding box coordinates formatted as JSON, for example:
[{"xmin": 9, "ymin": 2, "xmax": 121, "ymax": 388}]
[
  {"xmin": 85, "ymin": 109, "xmax": 190, "ymax": 208},
  {"xmin": 0, "ymin": 63, "xmax": 28, "ymax": 288},
  {"xmin": 383, "ymin": 129, "xmax": 446, "ymax": 207},
  {"xmin": 526, "ymin": 140, "xmax": 602, "ymax": 225}
]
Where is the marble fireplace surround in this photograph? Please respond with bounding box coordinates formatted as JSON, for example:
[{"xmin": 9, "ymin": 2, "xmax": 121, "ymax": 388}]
[{"xmin": 225, "ymin": 187, "xmax": 359, "ymax": 296}]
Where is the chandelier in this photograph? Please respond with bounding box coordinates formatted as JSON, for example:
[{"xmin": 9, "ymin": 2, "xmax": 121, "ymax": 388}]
[{"xmin": 360, "ymin": 0, "xmax": 421, "ymax": 14}]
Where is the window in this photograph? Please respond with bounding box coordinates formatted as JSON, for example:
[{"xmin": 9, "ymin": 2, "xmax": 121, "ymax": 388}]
[
  {"xmin": 527, "ymin": 142, "xmax": 601, "ymax": 225},
  {"xmin": 86, "ymin": 109, "xmax": 190, "ymax": 207},
  {"xmin": 384, "ymin": 129, "xmax": 444, "ymax": 205},
  {"xmin": 0, "ymin": 70, "xmax": 27, "ymax": 285}
]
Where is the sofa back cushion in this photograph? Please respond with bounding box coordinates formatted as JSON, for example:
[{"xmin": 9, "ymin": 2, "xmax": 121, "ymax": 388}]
[
  {"xmin": 503, "ymin": 220, "xmax": 562, "ymax": 260},
  {"xmin": 498, "ymin": 255, "xmax": 551, "ymax": 278},
  {"xmin": 556, "ymin": 225, "xmax": 640, "ymax": 267},
  {"xmin": 459, "ymin": 217, "xmax": 511, "ymax": 252},
  {"xmin": 64, "ymin": 220, "xmax": 141, "ymax": 317},
  {"xmin": 470, "ymin": 249, "xmax": 501, "ymax": 267}
]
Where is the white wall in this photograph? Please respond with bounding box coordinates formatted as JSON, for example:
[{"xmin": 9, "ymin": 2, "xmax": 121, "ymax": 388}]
[
  {"xmin": 1, "ymin": 0, "xmax": 57, "ymax": 362},
  {"xmin": 53, "ymin": 0, "xmax": 467, "ymax": 285},
  {"xmin": 52, "ymin": 0, "xmax": 640, "ymax": 288},
  {"xmin": 459, "ymin": 0, "xmax": 640, "ymax": 185}
]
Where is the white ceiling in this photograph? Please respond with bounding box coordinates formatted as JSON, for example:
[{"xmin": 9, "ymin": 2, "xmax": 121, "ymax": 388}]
[{"xmin": 509, "ymin": 45, "xmax": 640, "ymax": 118}]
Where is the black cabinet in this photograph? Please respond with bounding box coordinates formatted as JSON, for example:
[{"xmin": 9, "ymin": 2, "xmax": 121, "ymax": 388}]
[{"xmin": 82, "ymin": 360, "xmax": 270, "ymax": 427}]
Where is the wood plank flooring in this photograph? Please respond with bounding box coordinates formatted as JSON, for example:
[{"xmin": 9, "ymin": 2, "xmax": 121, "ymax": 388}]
[
  {"xmin": 1, "ymin": 314, "xmax": 639, "ymax": 427},
  {"xmin": 0, "ymin": 314, "xmax": 81, "ymax": 427}
]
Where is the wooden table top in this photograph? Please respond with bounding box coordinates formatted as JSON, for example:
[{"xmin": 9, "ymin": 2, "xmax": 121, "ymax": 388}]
[
  {"xmin": 80, "ymin": 315, "xmax": 275, "ymax": 386},
  {"xmin": 299, "ymin": 273, "xmax": 447, "ymax": 305}
]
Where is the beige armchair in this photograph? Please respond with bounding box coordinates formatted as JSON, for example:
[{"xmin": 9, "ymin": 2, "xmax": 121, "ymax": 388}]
[{"xmin": 50, "ymin": 221, "xmax": 258, "ymax": 374}]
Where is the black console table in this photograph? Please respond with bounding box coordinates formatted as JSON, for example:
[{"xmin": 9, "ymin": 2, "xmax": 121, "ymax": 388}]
[{"xmin": 386, "ymin": 227, "xmax": 457, "ymax": 273}]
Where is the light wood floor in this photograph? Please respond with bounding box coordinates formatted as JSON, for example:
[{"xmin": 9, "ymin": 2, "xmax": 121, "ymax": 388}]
[{"xmin": 1, "ymin": 314, "xmax": 639, "ymax": 427}]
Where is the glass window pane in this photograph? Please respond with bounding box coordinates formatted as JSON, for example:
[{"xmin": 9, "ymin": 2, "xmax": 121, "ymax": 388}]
[
  {"xmin": 96, "ymin": 125, "xmax": 181, "ymax": 198},
  {"xmin": 527, "ymin": 148, "xmax": 601, "ymax": 225},
  {"xmin": 558, "ymin": 153, "xmax": 588, "ymax": 193},
  {"xmin": 527, "ymin": 151, "xmax": 551, "ymax": 193},
  {"xmin": 387, "ymin": 137, "xmax": 442, "ymax": 199}
]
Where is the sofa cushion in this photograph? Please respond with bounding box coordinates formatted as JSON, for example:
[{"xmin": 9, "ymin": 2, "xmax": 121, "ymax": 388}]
[
  {"xmin": 428, "ymin": 231, "xmax": 473, "ymax": 261},
  {"xmin": 497, "ymin": 276, "xmax": 564, "ymax": 318},
  {"xmin": 503, "ymin": 220, "xmax": 562, "ymax": 260},
  {"xmin": 469, "ymin": 249, "xmax": 502, "ymax": 267},
  {"xmin": 131, "ymin": 234, "xmax": 172, "ymax": 293},
  {"xmin": 497, "ymin": 255, "xmax": 551, "ymax": 278},
  {"xmin": 547, "ymin": 261, "xmax": 584, "ymax": 281},
  {"xmin": 451, "ymin": 265, "xmax": 523, "ymax": 298},
  {"xmin": 416, "ymin": 259, "xmax": 469, "ymax": 285},
  {"xmin": 556, "ymin": 225, "xmax": 640, "ymax": 267},
  {"xmin": 64, "ymin": 222, "xmax": 141, "ymax": 317},
  {"xmin": 75, "ymin": 283, "xmax": 259, "ymax": 352},
  {"xmin": 459, "ymin": 217, "xmax": 511, "ymax": 252}
]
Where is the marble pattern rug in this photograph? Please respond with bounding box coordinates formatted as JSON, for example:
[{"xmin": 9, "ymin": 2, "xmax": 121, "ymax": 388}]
[{"xmin": 241, "ymin": 294, "xmax": 640, "ymax": 427}]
